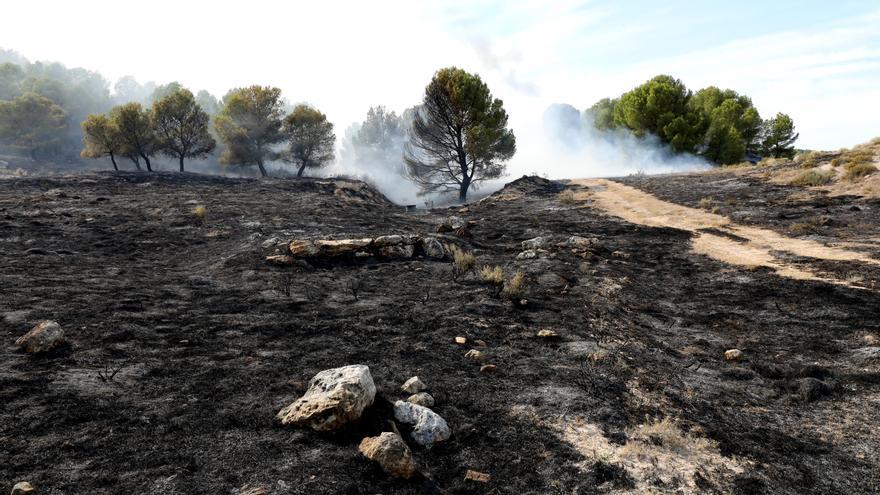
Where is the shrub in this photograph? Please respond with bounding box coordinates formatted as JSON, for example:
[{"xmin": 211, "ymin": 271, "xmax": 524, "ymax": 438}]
[
  {"xmin": 830, "ymin": 158, "xmax": 841, "ymax": 167},
  {"xmin": 558, "ymin": 189, "xmax": 578, "ymax": 205},
  {"xmin": 449, "ymin": 245, "xmax": 475, "ymax": 281},
  {"xmin": 790, "ymin": 216, "xmax": 829, "ymax": 235},
  {"xmin": 192, "ymin": 205, "xmax": 207, "ymax": 224},
  {"xmin": 842, "ymin": 149, "xmax": 874, "ymax": 165},
  {"xmin": 503, "ymin": 271, "xmax": 526, "ymax": 300},
  {"xmin": 790, "ymin": 169, "xmax": 833, "ymax": 187},
  {"xmin": 698, "ymin": 197, "xmax": 713, "ymax": 210},
  {"xmin": 842, "ymin": 162, "xmax": 878, "ymax": 182}
]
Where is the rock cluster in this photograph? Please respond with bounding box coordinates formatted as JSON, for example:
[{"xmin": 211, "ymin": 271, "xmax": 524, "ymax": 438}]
[
  {"xmin": 277, "ymin": 365, "xmax": 376, "ymax": 431},
  {"xmin": 15, "ymin": 320, "xmax": 65, "ymax": 353},
  {"xmin": 268, "ymin": 235, "xmax": 448, "ymax": 264}
]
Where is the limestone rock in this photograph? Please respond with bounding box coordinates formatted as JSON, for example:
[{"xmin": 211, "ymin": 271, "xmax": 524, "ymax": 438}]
[
  {"xmin": 266, "ymin": 254, "xmax": 295, "ymax": 265},
  {"xmin": 516, "ymin": 249, "xmax": 538, "ymax": 260},
  {"xmin": 863, "ymin": 334, "xmax": 879, "ymax": 346},
  {"xmin": 521, "ymin": 236, "xmax": 549, "ymax": 250},
  {"xmin": 566, "ymin": 236, "xmax": 599, "ymax": 249},
  {"xmin": 465, "ymin": 349, "xmax": 486, "ymax": 362},
  {"xmin": 289, "ymin": 239, "xmax": 372, "ymax": 258},
  {"xmin": 724, "ymin": 349, "xmax": 744, "ymax": 362},
  {"xmin": 464, "ymin": 470, "xmax": 491, "ymax": 483},
  {"xmin": 401, "ymin": 376, "xmax": 427, "ymax": 394},
  {"xmin": 537, "ymin": 329, "xmax": 558, "ymax": 338},
  {"xmin": 11, "ymin": 482, "xmax": 35, "ymax": 495},
  {"xmin": 374, "ymin": 235, "xmax": 416, "ymax": 258},
  {"xmin": 480, "ymin": 364, "xmax": 497, "ymax": 374},
  {"xmin": 393, "ymin": 400, "xmax": 451, "ymax": 448},
  {"xmin": 420, "ymin": 237, "xmax": 447, "ymax": 259},
  {"xmin": 454, "ymin": 336, "xmax": 467, "ymax": 345},
  {"xmin": 277, "ymin": 365, "xmax": 376, "ymax": 431},
  {"xmin": 407, "ymin": 392, "xmax": 435, "ymax": 407},
  {"xmin": 15, "ymin": 320, "xmax": 65, "ymax": 353},
  {"xmin": 358, "ymin": 432, "xmax": 417, "ymax": 479}
]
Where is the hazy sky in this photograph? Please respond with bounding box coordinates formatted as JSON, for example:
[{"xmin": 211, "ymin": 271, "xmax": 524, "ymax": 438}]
[{"xmin": 5, "ymin": 0, "xmax": 880, "ymax": 156}]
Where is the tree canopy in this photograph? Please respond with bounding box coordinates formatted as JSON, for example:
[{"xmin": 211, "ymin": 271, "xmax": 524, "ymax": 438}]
[
  {"xmin": 281, "ymin": 104, "xmax": 336, "ymax": 177},
  {"xmin": 761, "ymin": 113, "xmax": 799, "ymax": 158},
  {"xmin": 213, "ymin": 86, "xmax": 285, "ymax": 177},
  {"xmin": 0, "ymin": 92, "xmax": 67, "ymax": 160},
  {"xmin": 405, "ymin": 67, "xmax": 516, "ymax": 202},
  {"xmin": 110, "ymin": 103, "xmax": 157, "ymax": 171},
  {"xmin": 586, "ymin": 75, "xmax": 792, "ymax": 164},
  {"xmin": 81, "ymin": 113, "xmax": 122, "ymax": 170},
  {"xmin": 152, "ymin": 88, "xmax": 216, "ymax": 172}
]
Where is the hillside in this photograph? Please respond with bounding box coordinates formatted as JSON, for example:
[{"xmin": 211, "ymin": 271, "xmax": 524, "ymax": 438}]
[{"xmin": 2, "ymin": 169, "xmax": 879, "ymax": 494}]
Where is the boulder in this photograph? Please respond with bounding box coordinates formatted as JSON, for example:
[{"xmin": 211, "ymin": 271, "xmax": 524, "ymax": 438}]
[
  {"xmin": 393, "ymin": 400, "xmax": 451, "ymax": 448},
  {"xmin": 566, "ymin": 236, "xmax": 599, "ymax": 249},
  {"xmin": 521, "ymin": 236, "xmax": 549, "ymax": 250},
  {"xmin": 11, "ymin": 482, "xmax": 35, "ymax": 495},
  {"xmin": 401, "ymin": 376, "xmax": 427, "ymax": 394},
  {"xmin": 407, "ymin": 392, "xmax": 435, "ymax": 408},
  {"xmin": 289, "ymin": 239, "xmax": 372, "ymax": 258},
  {"xmin": 15, "ymin": 320, "xmax": 65, "ymax": 353},
  {"xmin": 358, "ymin": 432, "xmax": 417, "ymax": 479},
  {"xmin": 374, "ymin": 235, "xmax": 416, "ymax": 258},
  {"xmin": 277, "ymin": 365, "xmax": 376, "ymax": 431}
]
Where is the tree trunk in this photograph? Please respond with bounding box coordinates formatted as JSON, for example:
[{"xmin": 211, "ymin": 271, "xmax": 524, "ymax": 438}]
[
  {"xmin": 179, "ymin": 155, "xmax": 185, "ymax": 173},
  {"xmin": 143, "ymin": 154, "xmax": 152, "ymax": 172},
  {"xmin": 297, "ymin": 163, "xmax": 306, "ymax": 177},
  {"xmin": 109, "ymin": 152, "xmax": 118, "ymax": 171},
  {"xmin": 257, "ymin": 160, "xmax": 268, "ymax": 178},
  {"xmin": 459, "ymin": 177, "xmax": 470, "ymax": 203}
]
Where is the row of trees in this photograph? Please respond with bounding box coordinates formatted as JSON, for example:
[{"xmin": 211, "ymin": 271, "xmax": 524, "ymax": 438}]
[
  {"xmin": 82, "ymin": 86, "xmax": 336, "ymax": 176},
  {"xmin": 86, "ymin": 67, "xmax": 517, "ymax": 201},
  {"xmin": 586, "ymin": 75, "xmax": 799, "ymax": 163}
]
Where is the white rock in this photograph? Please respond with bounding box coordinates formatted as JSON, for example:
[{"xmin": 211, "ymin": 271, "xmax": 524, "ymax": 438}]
[
  {"xmin": 393, "ymin": 400, "xmax": 451, "ymax": 448},
  {"xmin": 277, "ymin": 365, "xmax": 376, "ymax": 431},
  {"xmin": 401, "ymin": 376, "xmax": 427, "ymax": 394},
  {"xmin": 516, "ymin": 250, "xmax": 538, "ymax": 260},
  {"xmin": 11, "ymin": 482, "xmax": 35, "ymax": 495},
  {"xmin": 15, "ymin": 320, "xmax": 65, "ymax": 353}
]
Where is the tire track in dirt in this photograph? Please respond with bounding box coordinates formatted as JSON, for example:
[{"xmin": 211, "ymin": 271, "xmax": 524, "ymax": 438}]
[{"xmin": 570, "ymin": 178, "xmax": 880, "ymax": 287}]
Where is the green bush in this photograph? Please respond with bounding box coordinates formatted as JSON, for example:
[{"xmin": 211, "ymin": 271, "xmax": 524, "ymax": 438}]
[{"xmin": 842, "ymin": 162, "xmax": 877, "ymax": 182}]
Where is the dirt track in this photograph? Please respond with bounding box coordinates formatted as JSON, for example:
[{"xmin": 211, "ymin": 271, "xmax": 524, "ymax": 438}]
[{"xmin": 2, "ymin": 171, "xmax": 879, "ymax": 494}]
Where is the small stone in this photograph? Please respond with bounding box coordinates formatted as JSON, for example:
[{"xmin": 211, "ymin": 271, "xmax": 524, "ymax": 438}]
[
  {"xmin": 516, "ymin": 249, "xmax": 538, "ymax": 260},
  {"xmin": 11, "ymin": 482, "xmax": 35, "ymax": 495},
  {"xmin": 454, "ymin": 336, "xmax": 467, "ymax": 345},
  {"xmin": 465, "ymin": 349, "xmax": 486, "ymax": 362},
  {"xmin": 266, "ymin": 254, "xmax": 295, "ymax": 265},
  {"xmin": 724, "ymin": 349, "xmax": 744, "ymax": 362},
  {"xmin": 15, "ymin": 320, "xmax": 65, "ymax": 353},
  {"xmin": 464, "ymin": 470, "xmax": 491, "ymax": 483},
  {"xmin": 401, "ymin": 376, "xmax": 427, "ymax": 394},
  {"xmin": 407, "ymin": 392, "xmax": 435, "ymax": 407},
  {"xmin": 393, "ymin": 400, "xmax": 451, "ymax": 448},
  {"xmin": 537, "ymin": 329, "xmax": 558, "ymax": 338},
  {"xmin": 277, "ymin": 365, "xmax": 376, "ymax": 431},
  {"xmin": 863, "ymin": 334, "xmax": 879, "ymax": 346},
  {"xmin": 480, "ymin": 364, "xmax": 497, "ymax": 374},
  {"xmin": 358, "ymin": 432, "xmax": 417, "ymax": 479}
]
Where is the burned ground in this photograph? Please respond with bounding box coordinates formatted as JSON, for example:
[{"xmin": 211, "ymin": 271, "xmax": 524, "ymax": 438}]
[{"xmin": 1, "ymin": 171, "xmax": 879, "ymax": 494}]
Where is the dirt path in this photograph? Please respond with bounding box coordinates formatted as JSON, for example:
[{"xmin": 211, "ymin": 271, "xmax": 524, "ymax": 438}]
[{"xmin": 571, "ymin": 178, "xmax": 880, "ymax": 287}]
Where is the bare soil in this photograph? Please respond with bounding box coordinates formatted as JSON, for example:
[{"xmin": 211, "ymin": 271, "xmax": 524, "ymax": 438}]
[{"xmin": 2, "ymin": 171, "xmax": 879, "ymax": 494}]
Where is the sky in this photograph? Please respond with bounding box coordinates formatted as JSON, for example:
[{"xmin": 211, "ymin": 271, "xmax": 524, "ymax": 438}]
[{"xmin": 3, "ymin": 0, "xmax": 879, "ymax": 176}]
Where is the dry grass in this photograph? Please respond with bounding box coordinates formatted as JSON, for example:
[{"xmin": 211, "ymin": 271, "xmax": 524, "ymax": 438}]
[
  {"xmin": 503, "ymin": 271, "xmax": 526, "ymax": 299},
  {"xmin": 842, "ymin": 162, "xmax": 877, "ymax": 182},
  {"xmin": 557, "ymin": 189, "xmax": 578, "ymax": 205},
  {"xmin": 449, "ymin": 245, "xmax": 475, "ymax": 281},
  {"xmin": 698, "ymin": 197, "xmax": 713, "ymax": 210},
  {"xmin": 790, "ymin": 169, "xmax": 834, "ymax": 187},
  {"xmin": 620, "ymin": 417, "xmax": 718, "ymax": 460},
  {"xmin": 480, "ymin": 265, "xmax": 504, "ymax": 285},
  {"xmin": 790, "ymin": 216, "xmax": 830, "ymax": 235}
]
